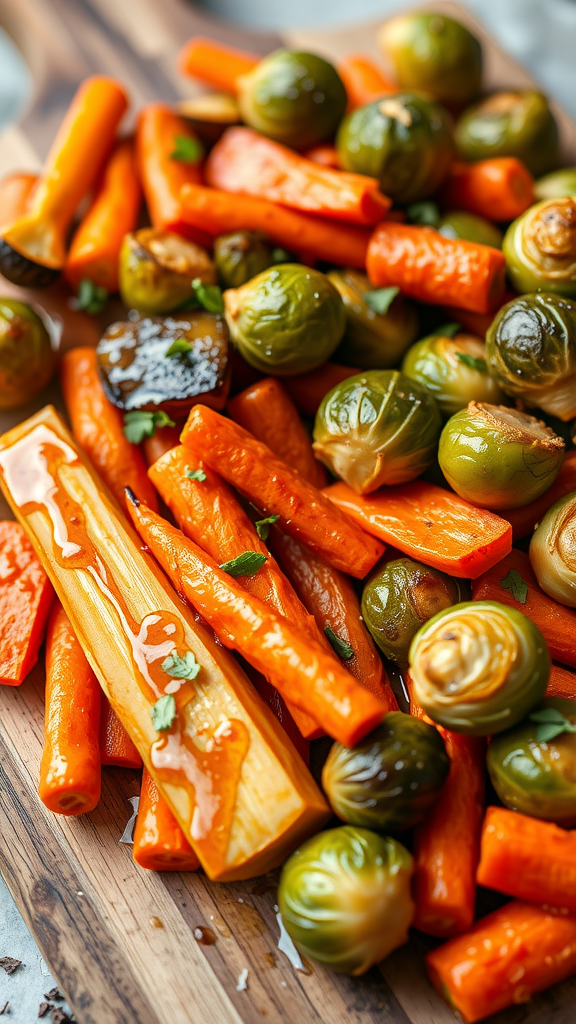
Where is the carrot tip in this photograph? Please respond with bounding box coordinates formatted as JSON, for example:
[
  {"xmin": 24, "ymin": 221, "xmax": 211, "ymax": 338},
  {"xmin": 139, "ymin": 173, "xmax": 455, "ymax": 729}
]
[{"xmin": 125, "ymin": 486, "xmax": 140, "ymax": 507}]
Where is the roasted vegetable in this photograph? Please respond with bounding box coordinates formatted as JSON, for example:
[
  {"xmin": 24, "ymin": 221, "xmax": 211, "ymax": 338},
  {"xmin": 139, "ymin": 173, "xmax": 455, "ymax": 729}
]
[
  {"xmin": 223, "ymin": 264, "xmax": 345, "ymax": 375},
  {"xmin": 278, "ymin": 825, "xmax": 414, "ymax": 975},
  {"xmin": 455, "ymin": 90, "xmax": 559, "ymax": 177},
  {"xmin": 313, "ymin": 369, "xmax": 442, "ymax": 494},
  {"xmin": 328, "ymin": 269, "xmax": 418, "ymax": 369},
  {"xmin": 322, "ymin": 713, "xmax": 450, "ymax": 832},
  {"xmin": 0, "ymin": 299, "xmax": 56, "ymax": 409},
  {"xmin": 438, "ymin": 211, "xmax": 503, "ymax": 249},
  {"xmin": 530, "ymin": 491, "xmax": 576, "ymax": 607},
  {"xmin": 177, "ymin": 92, "xmax": 241, "ymax": 144},
  {"xmin": 118, "ymin": 228, "xmax": 216, "ymax": 314},
  {"xmin": 402, "ymin": 331, "xmax": 504, "ymax": 417},
  {"xmin": 503, "ymin": 198, "xmax": 576, "ymax": 298},
  {"xmin": 535, "ymin": 167, "xmax": 576, "ymax": 202},
  {"xmin": 336, "ymin": 94, "xmax": 454, "ymax": 204},
  {"xmin": 409, "ymin": 600, "xmax": 550, "ymax": 735},
  {"xmin": 214, "ymin": 230, "xmax": 276, "ymax": 289}
]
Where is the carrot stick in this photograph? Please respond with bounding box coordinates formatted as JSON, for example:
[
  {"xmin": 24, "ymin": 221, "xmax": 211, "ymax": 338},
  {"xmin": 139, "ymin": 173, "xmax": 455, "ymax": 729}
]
[
  {"xmin": 303, "ymin": 145, "xmax": 341, "ymax": 169},
  {"xmin": 142, "ymin": 424, "xmax": 182, "ymax": 467},
  {"xmin": 366, "ymin": 222, "xmax": 506, "ymax": 314},
  {"xmin": 178, "ymin": 36, "xmax": 259, "ymax": 93},
  {"xmin": 338, "ymin": 54, "xmax": 396, "ymax": 109},
  {"xmin": 99, "ymin": 697, "xmax": 142, "ymax": 769},
  {"xmin": 426, "ymin": 900, "xmax": 576, "ymax": 1024},
  {"xmin": 471, "ymin": 548, "xmax": 576, "ymax": 668},
  {"xmin": 501, "ymin": 450, "xmax": 576, "ymax": 540},
  {"xmin": 126, "ymin": 492, "xmax": 387, "ymax": 747},
  {"xmin": 60, "ymin": 347, "xmax": 158, "ymax": 513},
  {"xmin": 282, "ymin": 362, "xmax": 359, "ymax": 416},
  {"xmin": 38, "ymin": 602, "xmax": 101, "ymax": 815},
  {"xmin": 133, "ymin": 768, "xmax": 200, "ymax": 871},
  {"xmin": 324, "ymin": 480, "xmax": 512, "ymax": 579},
  {"xmin": 178, "ymin": 182, "xmax": 372, "ymax": 268},
  {"xmin": 0, "ymin": 172, "xmax": 37, "ymax": 229},
  {"xmin": 439, "ymin": 158, "xmax": 535, "ymax": 223},
  {"xmin": 205, "ymin": 127, "xmax": 390, "ymax": 226},
  {"xmin": 64, "ymin": 139, "xmax": 141, "ymax": 293},
  {"xmin": 0, "ymin": 521, "xmax": 53, "ymax": 686},
  {"xmin": 547, "ymin": 664, "xmax": 576, "ymax": 700},
  {"xmin": 181, "ymin": 405, "xmax": 384, "ymax": 578}
]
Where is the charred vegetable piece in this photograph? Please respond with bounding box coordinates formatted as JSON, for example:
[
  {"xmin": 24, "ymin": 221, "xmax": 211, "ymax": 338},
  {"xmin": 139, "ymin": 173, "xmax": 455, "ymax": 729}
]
[
  {"xmin": 503, "ymin": 198, "xmax": 576, "ymax": 298},
  {"xmin": 177, "ymin": 92, "xmax": 241, "ymax": 144},
  {"xmin": 214, "ymin": 231, "xmax": 275, "ymax": 289},
  {"xmin": 438, "ymin": 211, "xmax": 503, "ymax": 249},
  {"xmin": 535, "ymin": 167, "xmax": 576, "ymax": 202},
  {"xmin": 119, "ymin": 228, "xmax": 216, "ymax": 314},
  {"xmin": 530, "ymin": 491, "xmax": 576, "ymax": 607},
  {"xmin": 455, "ymin": 90, "xmax": 559, "ymax": 177},
  {"xmin": 328, "ymin": 269, "xmax": 418, "ymax": 369},
  {"xmin": 402, "ymin": 331, "xmax": 504, "ymax": 417},
  {"xmin": 0, "ymin": 299, "xmax": 56, "ymax": 409}
]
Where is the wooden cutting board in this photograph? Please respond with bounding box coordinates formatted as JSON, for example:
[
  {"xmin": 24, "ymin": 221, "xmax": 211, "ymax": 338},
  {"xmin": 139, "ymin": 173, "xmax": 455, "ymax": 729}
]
[{"xmin": 1, "ymin": 3, "xmax": 576, "ymax": 1023}]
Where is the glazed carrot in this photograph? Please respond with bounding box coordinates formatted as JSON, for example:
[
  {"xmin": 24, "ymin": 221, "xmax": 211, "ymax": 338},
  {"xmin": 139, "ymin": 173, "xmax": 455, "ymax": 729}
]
[
  {"xmin": 178, "ymin": 182, "xmax": 372, "ymax": 267},
  {"xmin": 304, "ymin": 145, "xmax": 340, "ymax": 169},
  {"xmin": 426, "ymin": 900, "xmax": 576, "ymax": 1023},
  {"xmin": 501, "ymin": 450, "xmax": 576, "ymax": 540},
  {"xmin": 133, "ymin": 768, "xmax": 200, "ymax": 871},
  {"xmin": 338, "ymin": 54, "xmax": 396, "ymax": 109},
  {"xmin": 471, "ymin": 548, "xmax": 576, "ymax": 668},
  {"xmin": 178, "ymin": 36, "xmax": 259, "ymax": 93},
  {"xmin": 439, "ymin": 158, "xmax": 535, "ymax": 223},
  {"xmin": 206, "ymin": 127, "xmax": 390, "ymax": 225},
  {"xmin": 547, "ymin": 664, "xmax": 576, "ymax": 700},
  {"xmin": 60, "ymin": 347, "xmax": 158, "ymax": 513},
  {"xmin": 366, "ymin": 222, "xmax": 506, "ymax": 314},
  {"xmin": 0, "ymin": 172, "xmax": 37, "ymax": 229},
  {"xmin": 65, "ymin": 139, "xmax": 141, "ymax": 293},
  {"xmin": 181, "ymin": 406, "xmax": 384, "ymax": 578},
  {"xmin": 0, "ymin": 521, "xmax": 53, "ymax": 686},
  {"xmin": 126, "ymin": 493, "xmax": 387, "ymax": 748},
  {"xmin": 99, "ymin": 698, "xmax": 142, "ymax": 769},
  {"xmin": 324, "ymin": 480, "xmax": 512, "ymax": 579},
  {"xmin": 142, "ymin": 424, "xmax": 182, "ymax": 467},
  {"xmin": 228, "ymin": 378, "xmax": 327, "ymax": 489},
  {"xmin": 39, "ymin": 602, "xmax": 101, "ymax": 815},
  {"xmin": 283, "ymin": 362, "xmax": 359, "ymax": 416}
]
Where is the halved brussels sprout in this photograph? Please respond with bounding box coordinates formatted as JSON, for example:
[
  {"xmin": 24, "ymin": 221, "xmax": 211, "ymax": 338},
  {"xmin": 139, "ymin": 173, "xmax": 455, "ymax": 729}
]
[
  {"xmin": 362, "ymin": 556, "xmax": 465, "ymax": 667},
  {"xmin": 237, "ymin": 50, "xmax": 347, "ymax": 150},
  {"xmin": 223, "ymin": 264, "xmax": 345, "ymax": 375},
  {"xmin": 455, "ymin": 90, "xmax": 559, "ymax": 176},
  {"xmin": 530, "ymin": 491, "xmax": 576, "ymax": 607},
  {"xmin": 278, "ymin": 825, "xmax": 414, "ymax": 975},
  {"xmin": 119, "ymin": 229, "xmax": 216, "ymax": 315},
  {"xmin": 535, "ymin": 168, "xmax": 576, "ymax": 202},
  {"xmin": 402, "ymin": 331, "xmax": 504, "ymax": 417},
  {"xmin": 328, "ymin": 269, "xmax": 419, "ymax": 369},
  {"xmin": 503, "ymin": 198, "xmax": 576, "ymax": 298},
  {"xmin": 486, "ymin": 292, "xmax": 576, "ymax": 421},
  {"xmin": 378, "ymin": 12, "xmax": 482, "ymax": 108},
  {"xmin": 214, "ymin": 231, "xmax": 274, "ymax": 289},
  {"xmin": 409, "ymin": 600, "xmax": 550, "ymax": 735},
  {"xmin": 322, "ymin": 713, "xmax": 450, "ymax": 832},
  {"xmin": 438, "ymin": 211, "xmax": 503, "ymax": 249},
  {"xmin": 336, "ymin": 94, "xmax": 455, "ymax": 205},
  {"xmin": 313, "ymin": 369, "xmax": 442, "ymax": 494},
  {"xmin": 0, "ymin": 298, "xmax": 56, "ymax": 409}
]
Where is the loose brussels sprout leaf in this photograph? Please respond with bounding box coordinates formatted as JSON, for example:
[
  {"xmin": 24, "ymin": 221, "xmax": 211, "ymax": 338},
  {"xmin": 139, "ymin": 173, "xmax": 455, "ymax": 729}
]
[
  {"xmin": 214, "ymin": 231, "xmax": 274, "ymax": 290},
  {"xmin": 530, "ymin": 491, "xmax": 576, "ymax": 607},
  {"xmin": 503, "ymin": 198, "xmax": 576, "ymax": 298},
  {"xmin": 278, "ymin": 825, "xmax": 414, "ymax": 975},
  {"xmin": 535, "ymin": 167, "xmax": 576, "ymax": 202},
  {"xmin": 406, "ymin": 201, "xmax": 441, "ymax": 227},
  {"xmin": 529, "ymin": 706, "xmax": 576, "ymax": 743},
  {"xmin": 455, "ymin": 89, "xmax": 559, "ymax": 177},
  {"xmin": 364, "ymin": 286, "xmax": 400, "ymax": 316},
  {"xmin": 119, "ymin": 229, "xmax": 216, "ymax": 316},
  {"xmin": 329, "ymin": 270, "xmax": 418, "ymax": 370},
  {"xmin": 402, "ymin": 332, "xmax": 503, "ymax": 418},
  {"xmin": 170, "ymin": 134, "xmax": 204, "ymax": 164},
  {"xmin": 0, "ymin": 298, "xmax": 56, "ymax": 410}
]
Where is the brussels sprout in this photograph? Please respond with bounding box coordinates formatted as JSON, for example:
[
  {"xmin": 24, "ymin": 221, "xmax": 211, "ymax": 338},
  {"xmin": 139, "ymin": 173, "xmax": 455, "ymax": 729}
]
[
  {"xmin": 328, "ymin": 269, "xmax": 418, "ymax": 369},
  {"xmin": 535, "ymin": 168, "xmax": 576, "ymax": 202},
  {"xmin": 362, "ymin": 556, "xmax": 465, "ymax": 667},
  {"xmin": 177, "ymin": 92, "xmax": 240, "ymax": 144},
  {"xmin": 322, "ymin": 713, "xmax": 450, "ymax": 832},
  {"xmin": 336, "ymin": 94, "xmax": 455, "ymax": 205},
  {"xmin": 119, "ymin": 229, "xmax": 217, "ymax": 315},
  {"xmin": 402, "ymin": 331, "xmax": 504, "ymax": 417},
  {"xmin": 378, "ymin": 13, "xmax": 482, "ymax": 108},
  {"xmin": 486, "ymin": 292, "xmax": 576, "ymax": 421},
  {"xmin": 237, "ymin": 50, "xmax": 347, "ymax": 151},
  {"xmin": 0, "ymin": 298, "xmax": 56, "ymax": 409},
  {"xmin": 278, "ymin": 825, "xmax": 414, "ymax": 975},
  {"xmin": 503, "ymin": 198, "xmax": 576, "ymax": 298},
  {"xmin": 488, "ymin": 698, "xmax": 576, "ymax": 826},
  {"xmin": 455, "ymin": 90, "xmax": 559, "ymax": 177},
  {"xmin": 409, "ymin": 600, "xmax": 550, "ymax": 735},
  {"xmin": 530, "ymin": 491, "xmax": 576, "ymax": 607},
  {"xmin": 214, "ymin": 231, "xmax": 275, "ymax": 289},
  {"xmin": 223, "ymin": 264, "xmax": 344, "ymax": 375},
  {"xmin": 312, "ymin": 370, "xmax": 442, "ymax": 494},
  {"xmin": 438, "ymin": 211, "xmax": 503, "ymax": 249}
]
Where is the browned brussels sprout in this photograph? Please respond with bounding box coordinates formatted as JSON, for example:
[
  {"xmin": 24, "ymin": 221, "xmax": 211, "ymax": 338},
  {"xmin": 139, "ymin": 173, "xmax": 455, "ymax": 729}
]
[
  {"xmin": 455, "ymin": 90, "xmax": 559, "ymax": 177},
  {"xmin": 214, "ymin": 231, "xmax": 275, "ymax": 289},
  {"xmin": 118, "ymin": 229, "xmax": 216, "ymax": 315},
  {"xmin": 328, "ymin": 269, "xmax": 418, "ymax": 369},
  {"xmin": 0, "ymin": 298, "xmax": 56, "ymax": 409},
  {"xmin": 503, "ymin": 198, "xmax": 576, "ymax": 298}
]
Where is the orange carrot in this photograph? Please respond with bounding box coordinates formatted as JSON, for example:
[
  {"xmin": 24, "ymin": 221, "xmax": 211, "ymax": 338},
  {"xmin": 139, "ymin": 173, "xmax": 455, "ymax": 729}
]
[
  {"xmin": 0, "ymin": 521, "xmax": 53, "ymax": 686},
  {"xmin": 501, "ymin": 450, "xmax": 576, "ymax": 540},
  {"xmin": 60, "ymin": 347, "xmax": 158, "ymax": 512},
  {"xmin": 178, "ymin": 182, "xmax": 372, "ymax": 267},
  {"xmin": 439, "ymin": 158, "xmax": 535, "ymax": 223},
  {"xmin": 471, "ymin": 548, "xmax": 576, "ymax": 668},
  {"xmin": 366, "ymin": 222, "xmax": 506, "ymax": 314},
  {"xmin": 64, "ymin": 139, "xmax": 141, "ymax": 293},
  {"xmin": 283, "ymin": 362, "xmax": 359, "ymax": 416},
  {"xmin": 427, "ymin": 900, "xmax": 576, "ymax": 1023},
  {"xmin": 338, "ymin": 54, "xmax": 396, "ymax": 109},
  {"xmin": 304, "ymin": 145, "xmax": 341, "ymax": 169},
  {"xmin": 547, "ymin": 664, "xmax": 576, "ymax": 700},
  {"xmin": 443, "ymin": 289, "xmax": 516, "ymax": 338},
  {"xmin": 142, "ymin": 424, "xmax": 182, "ymax": 467},
  {"xmin": 324, "ymin": 480, "xmax": 512, "ymax": 579},
  {"xmin": 133, "ymin": 768, "xmax": 200, "ymax": 871},
  {"xmin": 126, "ymin": 492, "xmax": 387, "ymax": 747},
  {"xmin": 38, "ymin": 602, "xmax": 101, "ymax": 815},
  {"xmin": 178, "ymin": 36, "xmax": 259, "ymax": 93},
  {"xmin": 181, "ymin": 405, "xmax": 384, "ymax": 577},
  {"xmin": 0, "ymin": 172, "xmax": 37, "ymax": 229},
  {"xmin": 99, "ymin": 697, "xmax": 142, "ymax": 768}
]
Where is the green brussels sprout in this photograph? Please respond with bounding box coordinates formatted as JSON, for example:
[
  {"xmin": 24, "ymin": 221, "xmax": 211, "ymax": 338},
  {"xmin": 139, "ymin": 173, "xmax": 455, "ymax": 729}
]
[
  {"xmin": 378, "ymin": 13, "xmax": 482, "ymax": 108},
  {"xmin": 322, "ymin": 713, "xmax": 450, "ymax": 832},
  {"xmin": 0, "ymin": 298, "xmax": 56, "ymax": 409},
  {"xmin": 336, "ymin": 94, "xmax": 455, "ymax": 205},
  {"xmin": 409, "ymin": 600, "xmax": 550, "ymax": 735},
  {"xmin": 535, "ymin": 168, "xmax": 576, "ymax": 202},
  {"xmin": 312, "ymin": 369, "xmax": 442, "ymax": 494},
  {"xmin": 487, "ymin": 698, "xmax": 576, "ymax": 826},
  {"xmin": 278, "ymin": 825, "xmax": 414, "ymax": 975},
  {"xmin": 223, "ymin": 264, "xmax": 345, "ymax": 375},
  {"xmin": 438, "ymin": 211, "xmax": 503, "ymax": 249},
  {"xmin": 328, "ymin": 269, "xmax": 419, "ymax": 369},
  {"xmin": 118, "ymin": 229, "xmax": 216, "ymax": 315},
  {"xmin": 503, "ymin": 198, "xmax": 576, "ymax": 298},
  {"xmin": 530, "ymin": 491, "xmax": 576, "ymax": 607},
  {"xmin": 485, "ymin": 292, "xmax": 576, "ymax": 421},
  {"xmin": 362, "ymin": 556, "xmax": 465, "ymax": 667},
  {"xmin": 455, "ymin": 90, "xmax": 559, "ymax": 177},
  {"xmin": 214, "ymin": 231, "xmax": 274, "ymax": 289},
  {"xmin": 237, "ymin": 50, "xmax": 347, "ymax": 150},
  {"xmin": 402, "ymin": 331, "xmax": 504, "ymax": 417}
]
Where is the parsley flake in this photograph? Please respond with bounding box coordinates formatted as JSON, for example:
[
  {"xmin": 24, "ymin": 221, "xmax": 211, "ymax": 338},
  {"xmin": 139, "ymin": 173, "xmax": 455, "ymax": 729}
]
[
  {"xmin": 499, "ymin": 567, "xmax": 529, "ymax": 605},
  {"xmin": 192, "ymin": 277, "xmax": 224, "ymax": 314},
  {"xmin": 220, "ymin": 551, "xmax": 267, "ymax": 577},
  {"xmin": 73, "ymin": 278, "xmax": 108, "ymax": 315},
  {"xmin": 255, "ymin": 514, "xmax": 279, "ymax": 541},
  {"xmin": 406, "ymin": 200, "xmax": 441, "ymax": 227},
  {"xmin": 123, "ymin": 410, "xmax": 175, "ymax": 445},
  {"xmin": 529, "ymin": 707, "xmax": 576, "ymax": 744},
  {"xmin": 170, "ymin": 134, "xmax": 203, "ymax": 164},
  {"xmin": 161, "ymin": 650, "xmax": 201, "ymax": 680},
  {"xmin": 364, "ymin": 286, "xmax": 400, "ymax": 316},
  {"xmin": 151, "ymin": 694, "xmax": 177, "ymax": 731},
  {"xmin": 432, "ymin": 322, "xmax": 461, "ymax": 338},
  {"xmin": 324, "ymin": 625, "xmax": 354, "ymax": 660},
  {"xmin": 456, "ymin": 351, "xmax": 488, "ymax": 373},
  {"xmin": 165, "ymin": 337, "xmax": 193, "ymax": 357},
  {"xmin": 186, "ymin": 468, "xmax": 207, "ymax": 482}
]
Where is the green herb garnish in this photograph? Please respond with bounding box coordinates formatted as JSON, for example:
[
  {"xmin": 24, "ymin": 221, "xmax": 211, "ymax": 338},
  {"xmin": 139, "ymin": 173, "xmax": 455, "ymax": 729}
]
[
  {"xmin": 324, "ymin": 625, "xmax": 354, "ymax": 660},
  {"xmin": 456, "ymin": 352, "xmax": 488, "ymax": 373},
  {"xmin": 74, "ymin": 278, "xmax": 108, "ymax": 315},
  {"xmin": 123, "ymin": 410, "xmax": 175, "ymax": 445},
  {"xmin": 219, "ymin": 551, "xmax": 267, "ymax": 577},
  {"xmin": 151, "ymin": 694, "xmax": 177, "ymax": 731},
  {"xmin": 161, "ymin": 651, "xmax": 201, "ymax": 680},
  {"xmin": 165, "ymin": 337, "xmax": 193, "ymax": 357},
  {"xmin": 364, "ymin": 286, "xmax": 400, "ymax": 316},
  {"xmin": 255, "ymin": 514, "xmax": 279, "ymax": 541},
  {"xmin": 406, "ymin": 200, "xmax": 441, "ymax": 227},
  {"xmin": 192, "ymin": 277, "xmax": 224, "ymax": 314},
  {"xmin": 432, "ymin": 322, "xmax": 461, "ymax": 338},
  {"xmin": 170, "ymin": 134, "xmax": 203, "ymax": 164},
  {"xmin": 186, "ymin": 468, "xmax": 207, "ymax": 482},
  {"xmin": 499, "ymin": 567, "xmax": 529, "ymax": 605},
  {"xmin": 529, "ymin": 707, "xmax": 576, "ymax": 744}
]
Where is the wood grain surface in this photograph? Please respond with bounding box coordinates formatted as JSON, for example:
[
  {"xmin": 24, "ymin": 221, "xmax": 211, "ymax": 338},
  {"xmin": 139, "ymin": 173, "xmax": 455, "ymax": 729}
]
[{"xmin": 1, "ymin": 2, "xmax": 576, "ymax": 1023}]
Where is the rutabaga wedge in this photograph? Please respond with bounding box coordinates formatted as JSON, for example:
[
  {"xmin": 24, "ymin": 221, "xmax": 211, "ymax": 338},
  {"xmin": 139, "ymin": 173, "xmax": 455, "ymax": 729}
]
[{"xmin": 0, "ymin": 405, "xmax": 329, "ymax": 880}]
